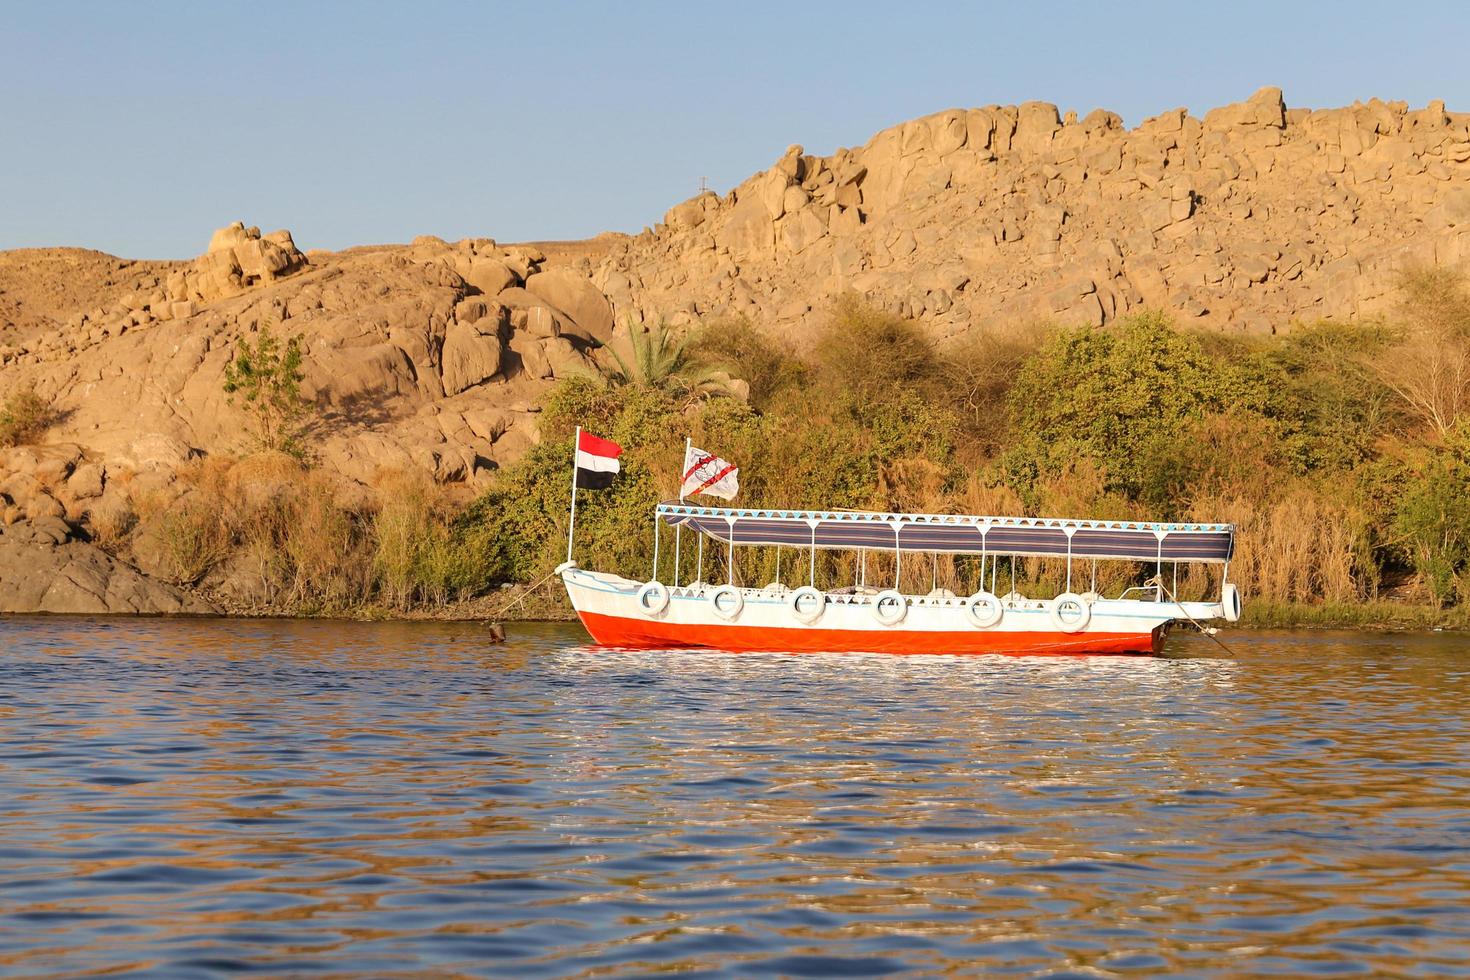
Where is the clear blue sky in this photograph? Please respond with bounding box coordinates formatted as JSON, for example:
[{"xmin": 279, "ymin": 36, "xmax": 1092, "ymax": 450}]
[{"xmin": 3, "ymin": 1, "xmax": 1466, "ymax": 258}]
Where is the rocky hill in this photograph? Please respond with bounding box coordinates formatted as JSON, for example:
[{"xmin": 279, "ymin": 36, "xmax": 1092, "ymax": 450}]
[
  {"xmin": 1, "ymin": 87, "xmax": 1469, "ymax": 612},
  {"xmin": 594, "ymin": 87, "xmax": 1470, "ymax": 338}
]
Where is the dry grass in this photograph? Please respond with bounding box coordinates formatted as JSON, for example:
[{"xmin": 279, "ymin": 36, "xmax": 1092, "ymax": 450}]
[
  {"xmin": 0, "ymin": 387, "xmax": 57, "ymax": 447},
  {"xmin": 1187, "ymin": 487, "xmax": 1367, "ymax": 604}
]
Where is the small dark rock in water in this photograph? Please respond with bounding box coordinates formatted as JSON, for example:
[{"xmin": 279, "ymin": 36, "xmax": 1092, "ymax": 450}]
[{"xmin": 486, "ymin": 622, "xmax": 506, "ymax": 643}]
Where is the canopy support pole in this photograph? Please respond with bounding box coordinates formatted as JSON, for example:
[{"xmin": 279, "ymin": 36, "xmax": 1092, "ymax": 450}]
[
  {"xmin": 810, "ymin": 525, "xmax": 817, "ymax": 586},
  {"xmin": 696, "ymin": 534, "xmax": 704, "ymax": 585},
  {"xmin": 775, "ymin": 545, "xmax": 781, "ymax": 587},
  {"xmin": 652, "ymin": 513, "xmax": 660, "ymax": 582},
  {"xmin": 674, "ymin": 438, "xmax": 688, "ymax": 586},
  {"xmin": 894, "ymin": 527, "xmax": 901, "ymax": 592}
]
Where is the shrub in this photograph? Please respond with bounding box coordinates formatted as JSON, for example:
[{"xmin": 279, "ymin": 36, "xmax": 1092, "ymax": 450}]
[
  {"xmin": 812, "ymin": 295, "xmax": 942, "ymax": 412},
  {"xmin": 0, "ymin": 387, "xmax": 56, "ymax": 447},
  {"xmin": 687, "ymin": 316, "xmax": 806, "ymax": 410},
  {"xmin": 150, "ymin": 494, "xmax": 233, "ymax": 586},
  {"xmin": 1389, "ymin": 441, "xmax": 1470, "ymax": 607},
  {"xmin": 1375, "ymin": 266, "xmax": 1470, "ymax": 438},
  {"xmin": 222, "ymin": 324, "xmax": 311, "ymax": 455},
  {"xmin": 1003, "ymin": 311, "xmax": 1255, "ymax": 504}
]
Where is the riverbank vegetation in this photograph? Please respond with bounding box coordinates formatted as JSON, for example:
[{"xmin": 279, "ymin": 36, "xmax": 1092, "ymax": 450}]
[
  {"xmin": 67, "ymin": 268, "xmax": 1470, "ymax": 627},
  {"xmin": 460, "ymin": 269, "xmax": 1470, "ymax": 627}
]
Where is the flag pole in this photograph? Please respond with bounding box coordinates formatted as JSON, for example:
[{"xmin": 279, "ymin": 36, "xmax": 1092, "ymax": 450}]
[
  {"xmin": 673, "ymin": 437, "xmax": 690, "ymax": 586},
  {"xmin": 566, "ymin": 425, "xmax": 581, "ymax": 564}
]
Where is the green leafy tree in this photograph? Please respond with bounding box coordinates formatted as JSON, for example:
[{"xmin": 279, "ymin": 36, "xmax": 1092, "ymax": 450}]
[
  {"xmin": 1390, "ymin": 440, "xmax": 1470, "ymax": 608},
  {"xmin": 222, "ymin": 324, "xmax": 310, "ymax": 455},
  {"xmin": 1002, "ymin": 311, "xmax": 1260, "ymax": 506}
]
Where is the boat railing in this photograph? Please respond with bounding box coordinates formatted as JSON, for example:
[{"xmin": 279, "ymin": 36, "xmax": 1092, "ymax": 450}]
[{"xmin": 659, "ymin": 581, "xmax": 1066, "ymax": 612}]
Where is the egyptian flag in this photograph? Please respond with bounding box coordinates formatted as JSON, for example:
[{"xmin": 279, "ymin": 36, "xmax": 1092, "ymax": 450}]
[
  {"xmin": 681, "ymin": 445, "xmax": 739, "ymax": 500},
  {"xmin": 574, "ymin": 430, "xmax": 622, "ymax": 489}
]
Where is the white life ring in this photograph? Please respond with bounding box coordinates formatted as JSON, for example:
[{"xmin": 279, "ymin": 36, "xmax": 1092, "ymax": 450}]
[
  {"xmin": 1222, "ymin": 582, "xmax": 1242, "ymax": 623},
  {"xmin": 710, "ymin": 584, "xmax": 744, "ymax": 621},
  {"xmin": 1048, "ymin": 591, "xmax": 1091, "ymax": 633},
  {"xmin": 636, "ymin": 580, "xmax": 670, "ymax": 617},
  {"xmin": 790, "ymin": 585, "xmax": 825, "ymax": 625},
  {"xmin": 964, "ymin": 590, "xmax": 1003, "ymax": 628},
  {"xmin": 873, "ymin": 589, "xmax": 908, "ymax": 626}
]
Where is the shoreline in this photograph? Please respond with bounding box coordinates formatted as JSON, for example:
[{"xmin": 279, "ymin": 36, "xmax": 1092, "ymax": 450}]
[{"xmin": 9, "ymin": 593, "xmax": 1461, "ymax": 634}]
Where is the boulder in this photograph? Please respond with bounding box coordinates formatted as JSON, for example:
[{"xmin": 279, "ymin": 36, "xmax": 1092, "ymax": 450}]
[
  {"xmin": 463, "ymin": 256, "xmax": 519, "ymax": 296},
  {"xmin": 442, "ymin": 319, "xmax": 507, "ymax": 395},
  {"xmin": 0, "ymin": 522, "xmax": 215, "ymax": 614},
  {"xmin": 522, "ymin": 268, "xmax": 615, "ymax": 343}
]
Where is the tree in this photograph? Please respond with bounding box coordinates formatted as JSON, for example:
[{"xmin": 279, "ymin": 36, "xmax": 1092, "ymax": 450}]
[
  {"xmin": 222, "ymin": 323, "xmax": 310, "ymax": 455},
  {"xmin": 1391, "ymin": 439, "xmax": 1470, "ymax": 608},
  {"xmin": 1376, "ymin": 267, "xmax": 1470, "ymax": 439},
  {"xmin": 1002, "ymin": 311, "xmax": 1255, "ymax": 504}
]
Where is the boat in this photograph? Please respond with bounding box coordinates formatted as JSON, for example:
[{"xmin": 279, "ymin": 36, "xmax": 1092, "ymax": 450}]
[{"xmin": 557, "ymin": 500, "xmax": 1241, "ymax": 656}]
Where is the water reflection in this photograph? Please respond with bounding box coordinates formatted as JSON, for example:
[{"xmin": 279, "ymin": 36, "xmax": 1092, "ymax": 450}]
[{"xmin": 0, "ymin": 617, "xmax": 1467, "ymax": 976}]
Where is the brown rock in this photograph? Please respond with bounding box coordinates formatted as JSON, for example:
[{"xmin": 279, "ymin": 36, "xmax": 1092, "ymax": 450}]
[{"xmin": 522, "ymin": 269, "xmax": 616, "ymax": 343}]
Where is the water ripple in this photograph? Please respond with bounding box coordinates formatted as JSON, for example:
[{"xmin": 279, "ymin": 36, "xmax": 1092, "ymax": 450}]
[{"xmin": 0, "ymin": 617, "xmax": 1468, "ymax": 976}]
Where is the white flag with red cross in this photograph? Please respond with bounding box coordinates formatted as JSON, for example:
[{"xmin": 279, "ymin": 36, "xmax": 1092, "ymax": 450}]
[{"xmin": 680, "ymin": 445, "xmax": 739, "ymax": 500}]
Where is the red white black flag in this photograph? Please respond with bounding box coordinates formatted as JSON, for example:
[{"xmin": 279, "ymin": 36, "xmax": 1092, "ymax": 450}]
[
  {"xmin": 574, "ymin": 430, "xmax": 622, "ymax": 489},
  {"xmin": 681, "ymin": 445, "xmax": 739, "ymax": 500}
]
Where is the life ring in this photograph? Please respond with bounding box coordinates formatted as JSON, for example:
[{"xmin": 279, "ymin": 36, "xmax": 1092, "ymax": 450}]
[
  {"xmin": 1048, "ymin": 591, "xmax": 1091, "ymax": 633},
  {"xmin": 790, "ymin": 585, "xmax": 825, "ymax": 625},
  {"xmin": 636, "ymin": 580, "xmax": 670, "ymax": 617},
  {"xmin": 710, "ymin": 584, "xmax": 744, "ymax": 621},
  {"xmin": 1222, "ymin": 582, "xmax": 1242, "ymax": 623},
  {"xmin": 964, "ymin": 590, "xmax": 1003, "ymax": 628},
  {"xmin": 872, "ymin": 589, "xmax": 908, "ymax": 626}
]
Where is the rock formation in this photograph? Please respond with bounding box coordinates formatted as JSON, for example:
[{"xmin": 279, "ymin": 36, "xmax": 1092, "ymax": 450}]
[
  {"xmin": 0, "ymin": 517, "xmax": 213, "ymax": 614},
  {"xmin": 2, "ymin": 88, "xmax": 1470, "ymax": 612},
  {"xmin": 594, "ymin": 88, "xmax": 1470, "ymax": 338}
]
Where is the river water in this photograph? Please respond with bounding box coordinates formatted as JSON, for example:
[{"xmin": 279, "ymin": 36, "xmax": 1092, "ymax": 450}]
[{"xmin": 0, "ymin": 618, "xmax": 1467, "ymax": 978}]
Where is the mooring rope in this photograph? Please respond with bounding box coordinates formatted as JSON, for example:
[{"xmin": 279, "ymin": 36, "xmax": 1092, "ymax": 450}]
[
  {"xmin": 1144, "ymin": 574, "xmax": 1237, "ymax": 656},
  {"xmin": 483, "ymin": 567, "xmax": 563, "ymax": 624}
]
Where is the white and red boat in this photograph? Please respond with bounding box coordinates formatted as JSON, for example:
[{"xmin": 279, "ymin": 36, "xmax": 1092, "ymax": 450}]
[{"xmin": 557, "ymin": 501, "xmax": 1241, "ymax": 656}]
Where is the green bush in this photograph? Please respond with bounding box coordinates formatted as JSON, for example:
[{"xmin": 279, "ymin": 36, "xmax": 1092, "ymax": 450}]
[
  {"xmin": 1002, "ymin": 311, "xmax": 1259, "ymax": 506},
  {"xmin": 222, "ymin": 324, "xmax": 311, "ymax": 455}
]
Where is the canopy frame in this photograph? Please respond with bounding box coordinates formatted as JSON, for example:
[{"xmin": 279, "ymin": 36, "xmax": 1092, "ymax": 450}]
[{"xmin": 657, "ymin": 502, "xmax": 1235, "ymax": 565}]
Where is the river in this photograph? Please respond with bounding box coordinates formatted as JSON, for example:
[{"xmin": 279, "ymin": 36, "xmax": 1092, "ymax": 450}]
[{"xmin": 0, "ymin": 617, "xmax": 1467, "ymax": 977}]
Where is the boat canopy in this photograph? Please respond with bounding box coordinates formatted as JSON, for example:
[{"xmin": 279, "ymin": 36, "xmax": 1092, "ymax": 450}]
[{"xmin": 658, "ymin": 503, "xmax": 1235, "ymax": 564}]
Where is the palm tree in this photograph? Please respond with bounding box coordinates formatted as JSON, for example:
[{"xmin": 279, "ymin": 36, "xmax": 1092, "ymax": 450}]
[{"xmin": 604, "ymin": 319, "xmax": 738, "ymax": 402}]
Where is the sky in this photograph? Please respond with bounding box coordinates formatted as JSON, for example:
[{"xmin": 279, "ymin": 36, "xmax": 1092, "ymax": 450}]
[{"xmin": 3, "ymin": 1, "xmax": 1467, "ymax": 258}]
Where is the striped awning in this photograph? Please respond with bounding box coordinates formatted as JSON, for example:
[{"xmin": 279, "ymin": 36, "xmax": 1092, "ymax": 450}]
[{"xmin": 659, "ymin": 503, "xmax": 1234, "ymax": 564}]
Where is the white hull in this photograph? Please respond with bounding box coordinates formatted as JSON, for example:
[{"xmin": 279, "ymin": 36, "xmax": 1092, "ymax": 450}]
[{"xmin": 561, "ymin": 566, "xmax": 1226, "ymax": 655}]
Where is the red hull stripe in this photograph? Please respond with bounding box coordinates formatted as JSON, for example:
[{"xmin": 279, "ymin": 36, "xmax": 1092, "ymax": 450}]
[{"xmin": 576, "ymin": 610, "xmax": 1165, "ymax": 656}]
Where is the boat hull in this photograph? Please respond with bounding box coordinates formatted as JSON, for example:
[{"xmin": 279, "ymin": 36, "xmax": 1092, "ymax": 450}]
[
  {"xmin": 562, "ymin": 568, "xmax": 1188, "ymax": 656},
  {"xmin": 577, "ymin": 609, "xmax": 1165, "ymax": 655}
]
